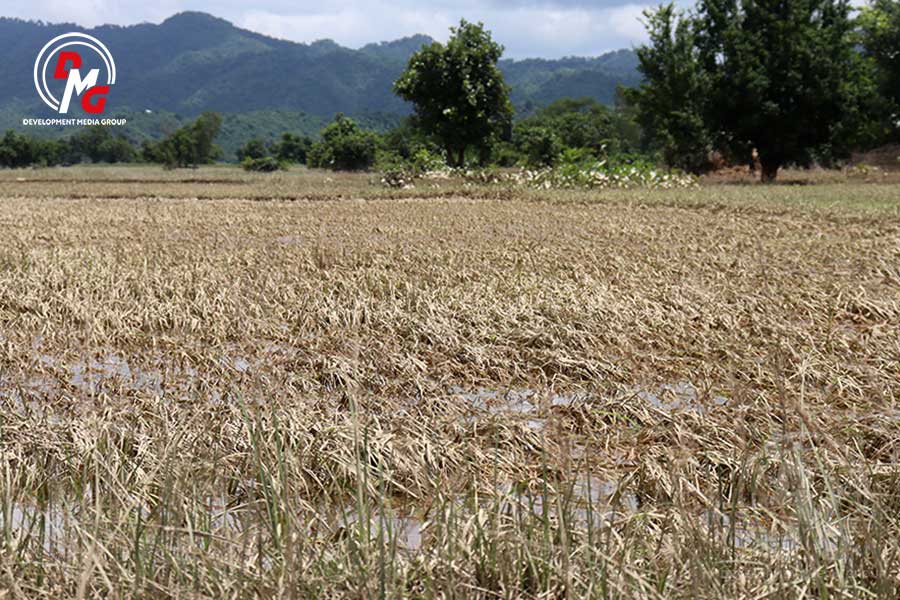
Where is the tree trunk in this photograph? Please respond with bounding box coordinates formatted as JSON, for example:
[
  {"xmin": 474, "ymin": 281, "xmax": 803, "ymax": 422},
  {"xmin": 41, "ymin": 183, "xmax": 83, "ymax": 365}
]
[
  {"xmin": 446, "ymin": 145, "xmax": 465, "ymax": 168},
  {"xmin": 445, "ymin": 144, "xmax": 455, "ymax": 167},
  {"xmin": 478, "ymin": 144, "xmax": 491, "ymax": 167},
  {"xmin": 759, "ymin": 156, "xmax": 780, "ymax": 182}
]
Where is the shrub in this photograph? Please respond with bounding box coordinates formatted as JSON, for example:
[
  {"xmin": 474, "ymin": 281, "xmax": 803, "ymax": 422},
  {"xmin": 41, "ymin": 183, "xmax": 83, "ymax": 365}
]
[
  {"xmin": 307, "ymin": 114, "xmax": 379, "ymax": 171},
  {"xmin": 273, "ymin": 133, "xmax": 312, "ymax": 164},
  {"xmin": 515, "ymin": 125, "xmax": 562, "ymax": 167},
  {"xmin": 241, "ymin": 156, "xmax": 286, "ymax": 172},
  {"xmin": 236, "ymin": 138, "xmax": 268, "ymax": 161},
  {"xmin": 67, "ymin": 127, "xmax": 136, "ymax": 164},
  {"xmin": 145, "ymin": 112, "xmax": 223, "ymax": 168},
  {"xmin": 0, "ymin": 131, "xmax": 70, "ymax": 168},
  {"xmin": 376, "ymin": 147, "xmax": 449, "ymax": 188}
]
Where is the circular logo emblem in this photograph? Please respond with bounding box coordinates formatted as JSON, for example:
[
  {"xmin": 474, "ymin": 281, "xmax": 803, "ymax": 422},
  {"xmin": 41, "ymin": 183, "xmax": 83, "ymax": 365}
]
[{"xmin": 33, "ymin": 32, "xmax": 116, "ymax": 114}]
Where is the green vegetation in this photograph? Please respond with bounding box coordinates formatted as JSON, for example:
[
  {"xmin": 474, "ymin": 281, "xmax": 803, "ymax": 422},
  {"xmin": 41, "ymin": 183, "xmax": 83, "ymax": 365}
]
[
  {"xmin": 510, "ymin": 98, "xmax": 641, "ymax": 167},
  {"xmin": 0, "ymin": 127, "xmax": 134, "ymax": 168},
  {"xmin": 273, "ymin": 133, "xmax": 313, "ymax": 164},
  {"xmin": 2, "ymin": 4, "xmax": 899, "ymax": 182},
  {"xmin": 859, "ymin": 0, "xmax": 900, "ymax": 134},
  {"xmin": 0, "ymin": 130, "xmax": 66, "ymax": 168},
  {"xmin": 307, "ymin": 114, "xmax": 380, "ymax": 171},
  {"xmin": 140, "ymin": 112, "xmax": 223, "ymax": 168},
  {"xmin": 0, "ymin": 14, "xmax": 641, "ymax": 131},
  {"xmin": 67, "ymin": 127, "xmax": 136, "ymax": 164},
  {"xmin": 234, "ymin": 133, "xmax": 311, "ymax": 172},
  {"xmin": 630, "ymin": 0, "xmax": 894, "ymax": 180},
  {"xmin": 236, "ymin": 138, "xmax": 269, "ymax": 162},
  {"xmin": 395, "ymin": 20, "xmax": 513, "ymax": 167},
  {"xmin": 241, "ymin": 156, "xmax": 286, "ymax": 172},
  {"xmin": 626, "ymin": 5, "xmax": 712, "ymax": 174}
]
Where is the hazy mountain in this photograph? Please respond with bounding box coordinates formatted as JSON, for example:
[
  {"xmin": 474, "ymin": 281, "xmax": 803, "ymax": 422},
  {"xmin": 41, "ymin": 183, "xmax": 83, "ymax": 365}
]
[
  {"xmin": 1, "ymin": 12, "xmax": 639, "ymax": 113},
  {"xmin": 0, "ymin": 11, "xmax": 640, "ymax": 153}
]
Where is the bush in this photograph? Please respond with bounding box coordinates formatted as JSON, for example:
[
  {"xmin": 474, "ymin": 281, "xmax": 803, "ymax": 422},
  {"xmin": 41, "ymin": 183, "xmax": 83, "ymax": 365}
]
[
  {"xmin": 236, "ymin": 138, "xmax": 268, "ymax": 161},
  {"xmin": 0, "ymin": 131, "xmax": 37, "ymax": 168},
  {"xmin": 515, "ymin": 125, "xmax": 562, "ymax": 167},
  {"xmin": 145, "ymin": 112, "xmax": 223, "ymax": 168},
  {"xmin": 273, "ymin": 133, "xmax": 312, "ymax": 164},
  {"xmin": 241, "ymin": 156, "xmax": 286, "ymax": 172},
  {"xmin": 307, "ymin": 114, "xmax": 380, "ymax": 171},
  {"xmin": 376, "ymin": 146, "xmax": 448, "ymax": 188},
  {"xmin": 67, "ymin": 127, "xmax": 135, "ymax": 164},
  {"xmin": 0, "ymin": 127, "xmax": 142, "ymax": 169},
  {"xmin": 491, "ymin": 141, "xmax": 521, "ymax": 167}
]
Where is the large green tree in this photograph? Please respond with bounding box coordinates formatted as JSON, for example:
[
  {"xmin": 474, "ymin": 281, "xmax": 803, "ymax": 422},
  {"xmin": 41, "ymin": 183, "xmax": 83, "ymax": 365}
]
[
  {"xmin": 634, "ymin": 1, "xmax": 867, "ymax": 180},
  {"xmin": 394, "ymin": 20, "xmax": 512, "ymax": 167},
  {"xmin": 859, "ymin": 0, "xmax": 900, "ymax": 134},
  {"xmin": 627, "ymin": 5, "xmax": 713, "ymax": 174},
  {"xmin": 704, "ymin": 0, "xmax": 864, "ymax": 180}
]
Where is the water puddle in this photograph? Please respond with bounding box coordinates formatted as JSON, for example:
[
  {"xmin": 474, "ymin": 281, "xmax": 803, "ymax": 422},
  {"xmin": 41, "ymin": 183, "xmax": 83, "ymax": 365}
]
[
  {"xmin": 275, "ymin": 235, "xmax": 304, "ymax": 246},
  {"xmin": 450, "ymin": 386, "xmax": 585, "ymax": 430},
  {"xmin": 69, "ymin": 352, "xmax": 164, "ymax": 395},
  {"xmin": 2, "ymin": 503, "xmax": 71, "ymax": 553},
  {"xmin": 231, "ymin": 356, "xmax": 251, "ymax": 373},
  {"xmin": 449, "ymin": 383, "xmax": 730, "ymax": 435},
  {"xmin": 0, "ymin": 346, "xmax": 269, "ymax": 402},
  {"xmin": 702, "ymin": 510, "xmax": 801, "ymax": 552},
  {"xmin": 337, "ymin": 509, "xmax": 423, "ymax": 550},
  {"xmin": 631, "ymin": 381, "xmax": 728, "ymax": 412}
]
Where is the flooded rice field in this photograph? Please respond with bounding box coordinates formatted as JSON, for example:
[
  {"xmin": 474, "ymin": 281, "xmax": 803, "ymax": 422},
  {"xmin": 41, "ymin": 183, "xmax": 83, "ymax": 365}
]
[{"xmin": 0, "ymin": 171, "xmax": 898, "ymax": 596}]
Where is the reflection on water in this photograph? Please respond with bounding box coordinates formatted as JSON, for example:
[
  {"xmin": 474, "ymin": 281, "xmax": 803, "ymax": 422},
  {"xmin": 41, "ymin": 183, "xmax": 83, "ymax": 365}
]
[
  {"xmin": 633, "ymin": 380, "xmax": 728, "ymax": 412},
  {"xmin": 450, "ymin": 382, "xmax": 730, "ymax": 433},
  {"xmin": 338, "ymin": 508, "xmax": 423, "ymax": 550},
  {"xmin": 0, "ymin": 347, "xmax": 265, "ymax": 404}
]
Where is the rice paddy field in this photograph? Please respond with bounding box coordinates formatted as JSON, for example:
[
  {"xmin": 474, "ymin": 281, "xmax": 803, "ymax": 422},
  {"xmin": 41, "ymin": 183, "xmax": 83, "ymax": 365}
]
[{"xmin": 0, "ymin": 165, "xmax": 898, "ymax": 598}]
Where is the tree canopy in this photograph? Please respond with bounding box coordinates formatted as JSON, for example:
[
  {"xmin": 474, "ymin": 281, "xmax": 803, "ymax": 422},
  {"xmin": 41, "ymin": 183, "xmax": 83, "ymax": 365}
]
[
  {"xmin": 142, "ymin": 112, "xmax": 223, "ymax": 168},
  {"xmin": 307, "ymin": 114, "xmax": 379, "ymax": 171},
  {"xmin": 395, "ymin": 20, "xmax": 513, "ymax": 167},
  {"xmin": 859, "ymin": 0, "xmax": 900, "ymax": 136},
  {"xmin": 631, "ymin": 0, "xmax": 871, "ymax": 180}
]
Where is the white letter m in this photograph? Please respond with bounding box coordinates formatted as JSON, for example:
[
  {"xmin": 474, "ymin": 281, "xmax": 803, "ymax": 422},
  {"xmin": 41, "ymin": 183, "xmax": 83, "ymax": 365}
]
[{"xmin": 59, "ymin": 68, "xmax": 99, "ymax": 114}]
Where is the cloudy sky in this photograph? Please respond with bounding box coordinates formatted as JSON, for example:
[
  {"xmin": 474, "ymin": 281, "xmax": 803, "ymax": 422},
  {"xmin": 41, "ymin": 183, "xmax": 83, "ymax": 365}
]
[{"xmin": 2, "ymin": 0, "xmax": 678, "ymax": 58}]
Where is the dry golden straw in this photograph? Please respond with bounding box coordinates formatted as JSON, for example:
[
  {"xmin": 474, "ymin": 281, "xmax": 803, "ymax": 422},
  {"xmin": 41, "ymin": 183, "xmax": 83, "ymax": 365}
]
[{"xmin": 0, "ymin": 165, "xmax": 898, "ymax": 598}]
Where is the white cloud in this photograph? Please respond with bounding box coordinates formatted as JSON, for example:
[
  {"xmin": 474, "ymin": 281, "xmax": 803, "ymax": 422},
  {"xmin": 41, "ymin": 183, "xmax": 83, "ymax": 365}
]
[
  {"xmin": 607, "ymin": 4, "xmax": 652, "ymax": 43},
  {"xmin": 5, "ymin": 0, "xmax": 658, "ymax": 58},
  {"xmin": 5, "ymin": 0, "xmax": 184, "ymax": 26},
  {"xmin": 238, "ymin": 2, "xmax": 655, "ymax": 58}
]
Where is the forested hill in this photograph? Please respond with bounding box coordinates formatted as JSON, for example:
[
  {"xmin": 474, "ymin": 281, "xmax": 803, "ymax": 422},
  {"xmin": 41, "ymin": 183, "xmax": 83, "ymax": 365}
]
[{"xmin": 0, "ymin": 11, "xmax": 640, "ymax": 120}]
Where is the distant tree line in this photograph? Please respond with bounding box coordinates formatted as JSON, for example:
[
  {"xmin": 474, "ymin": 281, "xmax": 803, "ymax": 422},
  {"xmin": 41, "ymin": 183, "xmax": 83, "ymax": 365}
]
[
  {"xmin": 276, "ymin": 5, "xmax": 900, "ymax": 181},
  {"xmin": 0, "ymin": 127, "xmax": 135, "ymax": 168},
  {"xmin": 0, "ymin": 113, "xmax": 224, "ymax": 169}
]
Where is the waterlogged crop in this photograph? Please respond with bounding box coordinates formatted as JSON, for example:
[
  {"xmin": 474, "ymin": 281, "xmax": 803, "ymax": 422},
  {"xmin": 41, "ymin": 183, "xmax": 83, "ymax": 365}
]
[{"xmin": 0, "ymin": 165, "xmax": 898, "ymax": 598}]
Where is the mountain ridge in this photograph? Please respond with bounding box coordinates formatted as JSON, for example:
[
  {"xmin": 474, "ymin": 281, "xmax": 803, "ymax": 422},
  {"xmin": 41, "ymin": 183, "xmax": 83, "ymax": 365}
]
[
  {"xmin": 0, "ymin": 11, "xmax": 640, "ymax": 155},
  {"xmin": 0, "ymin": 11, "xmax": 639, "ymax": 116}
]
